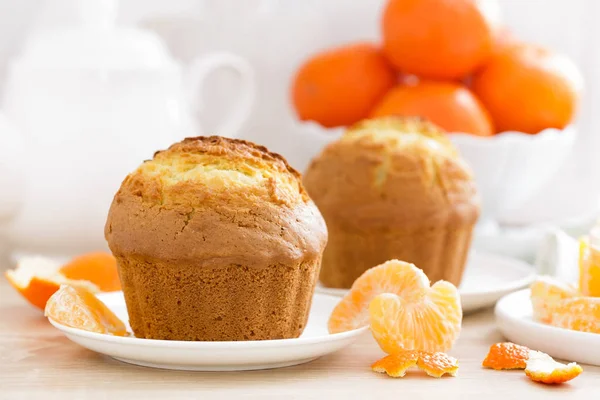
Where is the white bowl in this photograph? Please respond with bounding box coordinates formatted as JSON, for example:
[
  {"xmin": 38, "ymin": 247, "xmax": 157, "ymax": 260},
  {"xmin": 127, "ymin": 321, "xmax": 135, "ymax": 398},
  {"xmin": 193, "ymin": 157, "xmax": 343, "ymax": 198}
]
[{"xmin": 450, "ymin": 127, "xmax": 576, "ymax": 222}]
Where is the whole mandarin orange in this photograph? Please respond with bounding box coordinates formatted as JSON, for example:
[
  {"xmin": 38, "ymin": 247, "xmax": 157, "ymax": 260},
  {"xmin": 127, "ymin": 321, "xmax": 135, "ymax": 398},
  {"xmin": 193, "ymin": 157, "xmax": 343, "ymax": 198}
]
[
  {"xmin": 382, "ymin": 0, "xmax": 495, "ymax": 80},
  {"xmin": 370, "ymin": 80, "xmax": 494, "ymax": 136},
  {"xmin": 472, "ymin": 44, "xmax": 582, "ymax": 134},
  {"xmin": 291, "ymin": 42, "xmax": 396, "ymax": 128}
]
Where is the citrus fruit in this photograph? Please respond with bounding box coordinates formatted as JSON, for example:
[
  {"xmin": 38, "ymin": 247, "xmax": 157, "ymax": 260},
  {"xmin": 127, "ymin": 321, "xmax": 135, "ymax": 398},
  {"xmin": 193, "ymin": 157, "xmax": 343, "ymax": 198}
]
[
  {"xmin": 491, "ymin": 25, "xmax": 518, "ymax": 56},
  {"xmin": 472, "ymin": 43, "xmax": 583, "ymax": 134},
  {"xmin": 549, "ymin": 297, "xmax": 600, "ymax": 334},
  {"xmin": 382, "ymin": 0, "xmax": 495, "ymax": 79},
  {"xmin": 326, "ymin": 260, "xmax": 461, "ymax": 352},
  {"xmin": 371, "ymin": 350, "xmax": 419, "ymax": 378},
  {"xmin": 60, "ymin": 252, "xmax": 121, "ymax": 292},
  {"xmin": 369, "ymin": 81, "xmax": 494, "ymax": 136},
  {"xmin": 45, "ymin": 285, "xmax": 127, "ymax": 336},
  {"xmin": 292, "ymin": 42, "xmax": 396, "ymax": 128},
  {"xmin": 525, "ymin": 351, "xmax": 582, "ymax": 384},
  {"xmin": 5, "ymin": 252, "xmax": 120, "ymax": 310},
  {"xmin": 579, "ymin": 236, "xmax": 600, "ymax": 297},
  {"xmin": 372, "ymin": 350, "xmax": 458, "ymax": 378},
  {"xmin": 482, "ymin": 342, "xmax": 530, "ymax": 370},
  {"xmin": 530, "ymin": 276, "xmax": 578, "ymax": 324},
  {"xmin": 417, "ymin": 351, "xmax": 459, "ymax": 378}
]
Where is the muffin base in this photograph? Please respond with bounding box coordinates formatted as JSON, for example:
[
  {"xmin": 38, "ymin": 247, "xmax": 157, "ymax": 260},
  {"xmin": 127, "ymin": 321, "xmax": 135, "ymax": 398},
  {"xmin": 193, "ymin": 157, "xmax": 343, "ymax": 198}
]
[
  {"xmin": 117, "ymin": 256, "xmax": 320, "ymax": 341},
  {"xmin": 320, "ymin": 224, "xmax": 474, "ymax": 288}
]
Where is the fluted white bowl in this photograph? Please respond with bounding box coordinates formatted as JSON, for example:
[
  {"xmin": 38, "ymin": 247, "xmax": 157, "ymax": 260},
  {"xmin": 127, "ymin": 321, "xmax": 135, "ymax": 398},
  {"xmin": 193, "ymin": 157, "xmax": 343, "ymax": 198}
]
[{"xmin": 450, "ymin": 127, "xmax": 576, "ymax": 221}]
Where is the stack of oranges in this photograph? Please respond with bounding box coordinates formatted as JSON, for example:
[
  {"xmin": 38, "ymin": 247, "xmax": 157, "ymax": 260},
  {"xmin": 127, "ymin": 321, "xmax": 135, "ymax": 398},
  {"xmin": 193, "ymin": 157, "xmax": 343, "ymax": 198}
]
[{"xmin": 291, "ymin": 0, "xmax": 582, "ymax": 136}]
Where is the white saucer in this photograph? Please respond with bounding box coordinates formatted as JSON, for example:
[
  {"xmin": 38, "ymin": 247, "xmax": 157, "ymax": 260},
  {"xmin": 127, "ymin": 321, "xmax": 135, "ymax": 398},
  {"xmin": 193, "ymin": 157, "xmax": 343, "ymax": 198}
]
[
  {"xmin": 48, "ymin": 292, "xmax": 368, "ymax": 371},
  {"xmin": 496, "ymin": 289, "xmax": 600, "ymax": 366},
  {"xmin": 316, "ymin": 252, "xmax": 535, "ymax": 313}
]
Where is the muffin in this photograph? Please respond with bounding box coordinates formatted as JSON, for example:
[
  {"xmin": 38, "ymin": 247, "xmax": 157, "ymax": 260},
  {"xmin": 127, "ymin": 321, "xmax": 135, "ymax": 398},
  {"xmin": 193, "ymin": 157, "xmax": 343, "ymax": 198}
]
[
  {"xmin": 105, "ymin": 136, "xmax": 327, "ymax": 341},
  {"xmin": 303, "ymin": 117, "xmax": 479, "ymax": 288}
]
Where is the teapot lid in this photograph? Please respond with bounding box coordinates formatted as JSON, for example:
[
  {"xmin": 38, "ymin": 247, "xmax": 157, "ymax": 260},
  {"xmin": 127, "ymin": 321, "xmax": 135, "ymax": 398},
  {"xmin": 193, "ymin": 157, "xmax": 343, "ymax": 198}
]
[{"xmin": 16, "ymin": 0, "xmax": 174, "ymax": 69}]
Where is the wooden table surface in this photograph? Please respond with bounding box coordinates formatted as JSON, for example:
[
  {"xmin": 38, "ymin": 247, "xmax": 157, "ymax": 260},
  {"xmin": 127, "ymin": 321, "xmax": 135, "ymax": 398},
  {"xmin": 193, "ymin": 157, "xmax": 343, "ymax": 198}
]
[{"xmin": 1, "ymin": 279, "xmax": 598, "ymax": 400}]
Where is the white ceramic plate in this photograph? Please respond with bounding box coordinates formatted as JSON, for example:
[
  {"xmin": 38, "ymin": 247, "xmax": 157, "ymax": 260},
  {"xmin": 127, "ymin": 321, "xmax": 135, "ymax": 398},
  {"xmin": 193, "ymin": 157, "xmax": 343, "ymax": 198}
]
[
  {"xmin": 316, "ymin": 252, "xmax": 535, "ymax": 313},
  {"xmin": 48, "ymin": 292, "xmax": 368, "ymax": 371},
  {"xmin": 496, "ymin": 289, "xmax": 600, "ymax": 366}
]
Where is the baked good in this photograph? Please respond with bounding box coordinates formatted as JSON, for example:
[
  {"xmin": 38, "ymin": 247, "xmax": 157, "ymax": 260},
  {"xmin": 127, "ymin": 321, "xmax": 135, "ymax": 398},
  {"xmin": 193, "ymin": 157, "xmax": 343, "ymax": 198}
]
[
  {"xmin": 303, "ymin": 117, "xmax": 479, "ymax": 288},
  {"xmin": 105, "ymin": 136, "xmax": 327, "ymax": 341}
]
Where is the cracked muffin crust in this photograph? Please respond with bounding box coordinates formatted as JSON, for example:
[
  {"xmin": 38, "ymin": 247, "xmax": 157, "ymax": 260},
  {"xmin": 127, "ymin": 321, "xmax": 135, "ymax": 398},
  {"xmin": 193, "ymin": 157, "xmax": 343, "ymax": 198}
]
[
  {"xmin": 304, "ymin": 117, "xmax": 479, "ymax": 288},
  {"xmin": 105, "ymin": 136, "xmax": 327, "ymax": 341}
]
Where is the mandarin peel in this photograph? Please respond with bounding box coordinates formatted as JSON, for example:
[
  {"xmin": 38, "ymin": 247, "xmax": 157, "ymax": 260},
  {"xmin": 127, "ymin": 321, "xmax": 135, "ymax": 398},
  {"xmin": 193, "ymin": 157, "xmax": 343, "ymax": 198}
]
[
  {"xmin": 524, "ymin": 351, "xmax": 582, "ymax": 385},
  {"xmin": 371, "ymin": 351, "xmax": 419, "ymax": 378},
  {"xmin": 372, "ymin": 351, "xmax": 458, "ymax": 378},
  {"xmin": 417, "ymin": 351, "xmax": 459, "ymax": 378},
  {"xmin": 5, "ymin": 257, "xmax": 101, "ymax": 311},
  {"xmin": 482, "ymin": 342, "xmax": 530, "ymax": 370}
]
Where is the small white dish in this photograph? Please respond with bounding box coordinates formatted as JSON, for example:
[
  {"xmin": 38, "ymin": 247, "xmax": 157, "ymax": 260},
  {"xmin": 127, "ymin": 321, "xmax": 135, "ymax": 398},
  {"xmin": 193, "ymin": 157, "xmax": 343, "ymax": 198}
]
[
  {"xmin": 495, "ymin": 289, "xmax": 600, "ymax": 366},
  {"xmin": 48, "ymin": 292, "xmax": 368, "ymax": 371},
  {"xmin": 316, "ymin": 252, "xmax": 535, "ymax": 313}
]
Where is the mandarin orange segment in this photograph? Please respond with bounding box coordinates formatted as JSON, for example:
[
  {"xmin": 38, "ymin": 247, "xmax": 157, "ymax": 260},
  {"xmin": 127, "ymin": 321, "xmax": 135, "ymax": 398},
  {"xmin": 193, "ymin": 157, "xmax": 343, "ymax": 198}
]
[
  {"xmin": 371, "ymin": 350, "xmax": 458, "ymax": 378},
  {"xmin": 482, "ymin": 342, "xmax": 530, "ymax": 370},
  {"xmin": 368, "ymin": 269, "xmax": 462, "ymax": 353},
  {"xmin": 524, "ymin": 351, "xmax": 582, "ymax": 384},
  {"xmin": 60, "ymin": 252, "xmax": 121, "ymax": 292},
  {"xmin": 549, "ymin": 297, "xmax": 600, "ymax": 334},
  {"xmin": 328, "ymin": 259, "xmax": 432, "ymax": 334},
  {"xmin": 579, "ymin": 237, "xmax": 600, "ymax": 297},
  {"xmin": 371, "ymin": 351, "xmax": 420, "ymax": 378},
  {"xmin": 5, "ymin": 257, "xmax": 100, "ymax": 310},
  {"xmin": 530, "ymin": 276, "xmax": 578, "ymax": 324},
  {"xmin": 45, "ymin": 285, "xmax": 127, "ymax": 336},
  {"xmin": 417, "ymin": 351, "xmax": 459, "ymax": 378}
]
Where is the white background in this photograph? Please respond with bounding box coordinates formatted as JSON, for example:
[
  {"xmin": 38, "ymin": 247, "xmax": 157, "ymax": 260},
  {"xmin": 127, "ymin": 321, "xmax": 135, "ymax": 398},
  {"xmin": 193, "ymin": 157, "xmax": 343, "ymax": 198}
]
[{"xmin": 0, "ymin": 0, "xmax": 598, "ymax": 224}]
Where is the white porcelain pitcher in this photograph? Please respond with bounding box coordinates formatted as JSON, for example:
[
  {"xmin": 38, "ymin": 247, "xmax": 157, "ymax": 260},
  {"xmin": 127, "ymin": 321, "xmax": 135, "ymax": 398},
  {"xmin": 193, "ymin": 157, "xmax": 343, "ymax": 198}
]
[{"xmin": 1, "ymin": 0, "xmax": 255, "ymax": 259}]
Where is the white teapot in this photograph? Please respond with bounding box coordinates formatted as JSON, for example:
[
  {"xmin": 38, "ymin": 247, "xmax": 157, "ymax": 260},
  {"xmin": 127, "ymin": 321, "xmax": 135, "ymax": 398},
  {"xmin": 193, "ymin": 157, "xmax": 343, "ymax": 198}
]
[{"xmin": 1, "ymin": 0, "xmax": 255, "ymax": 259}]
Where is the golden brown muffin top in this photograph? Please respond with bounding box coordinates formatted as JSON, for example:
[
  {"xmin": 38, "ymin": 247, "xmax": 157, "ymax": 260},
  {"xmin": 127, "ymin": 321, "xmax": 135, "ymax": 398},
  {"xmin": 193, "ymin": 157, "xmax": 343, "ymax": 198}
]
[
  {"xmin": 106, "ymin": 136, "xmax": 327, "ymax": 265},
  {"xmin": 120, "ymin": 136, "xmax": 308, "ymax": 208},
  {"xmin": 303, "ymin": 117, "xmax": 480, "ymax": 229}
]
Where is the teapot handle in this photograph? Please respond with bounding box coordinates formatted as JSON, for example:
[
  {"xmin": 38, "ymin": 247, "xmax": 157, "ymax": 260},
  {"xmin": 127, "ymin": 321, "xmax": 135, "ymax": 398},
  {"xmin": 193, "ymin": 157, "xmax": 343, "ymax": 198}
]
[{"xmin": 185, "ymin": 52, "xmax": 255, "ymax": 138}]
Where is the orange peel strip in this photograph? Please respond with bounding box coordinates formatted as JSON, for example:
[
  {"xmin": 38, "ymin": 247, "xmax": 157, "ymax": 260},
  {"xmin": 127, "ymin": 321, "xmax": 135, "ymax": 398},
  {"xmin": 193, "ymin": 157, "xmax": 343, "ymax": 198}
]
[
  {"xmin": 418, "ymin": 351, "xmax": 459, "ymax": 378},
  {"xmin": 5, "ymin": 257, "xmax": 100, "ymax": 310},
  {"xmin": 372, "ymin": 350, "xmax": 458, "ymax": 378},
  {"xmin": 482, "ymin": 342, "xmax": 530, "ymax": 370},
  {"xmin": 524, "ymin": 351, "xmax": 583, "ymax": 385},
  {"xmin": 371, "ymin": 351, "xmax": 419, "ymax": 378}
]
